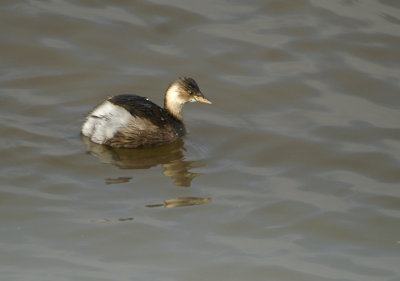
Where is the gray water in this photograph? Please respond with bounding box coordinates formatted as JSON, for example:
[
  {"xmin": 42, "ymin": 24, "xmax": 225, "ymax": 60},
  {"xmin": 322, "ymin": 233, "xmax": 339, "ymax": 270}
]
[{"xmin": 1, "ymin": 0, "xmax": 400, "ymax": 280}]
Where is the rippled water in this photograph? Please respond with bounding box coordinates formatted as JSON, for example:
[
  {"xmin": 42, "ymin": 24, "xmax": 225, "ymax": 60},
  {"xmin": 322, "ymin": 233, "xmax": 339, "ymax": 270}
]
[{"xmin": 1, "ymin": 0, "xmax": 400, "ymax": 280}]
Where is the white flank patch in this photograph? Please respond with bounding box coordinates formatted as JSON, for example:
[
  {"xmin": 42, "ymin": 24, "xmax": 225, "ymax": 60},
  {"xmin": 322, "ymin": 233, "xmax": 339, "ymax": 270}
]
[{"xmin": 81, "ymin": 100, "xmax": 132, "ymax": 144}]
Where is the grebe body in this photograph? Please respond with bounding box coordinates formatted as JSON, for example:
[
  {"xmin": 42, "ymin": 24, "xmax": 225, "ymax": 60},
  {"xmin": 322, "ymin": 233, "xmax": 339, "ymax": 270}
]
[{"xmin": 81, "ymin": 77, "xmax": 211, "ymax": 148}]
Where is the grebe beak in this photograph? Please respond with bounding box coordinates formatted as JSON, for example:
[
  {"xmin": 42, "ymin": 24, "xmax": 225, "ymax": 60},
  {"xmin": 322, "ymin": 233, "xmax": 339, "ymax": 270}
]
[{"xmin": 195, "ymin": 95, "xmax": 212, "ymax": 104}]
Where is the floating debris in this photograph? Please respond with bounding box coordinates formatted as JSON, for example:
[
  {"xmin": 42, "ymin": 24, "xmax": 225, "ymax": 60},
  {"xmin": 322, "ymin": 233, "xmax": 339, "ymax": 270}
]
[{"xmin": 146, "ymin": 197, "xmax": 211, "ymax": 208}]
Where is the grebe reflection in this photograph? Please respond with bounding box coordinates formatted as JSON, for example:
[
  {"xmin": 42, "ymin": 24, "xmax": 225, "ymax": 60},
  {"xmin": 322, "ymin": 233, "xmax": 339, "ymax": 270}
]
[{"xmin": 82, "ymin": 136, "xmax": 203, "ymax": 187}]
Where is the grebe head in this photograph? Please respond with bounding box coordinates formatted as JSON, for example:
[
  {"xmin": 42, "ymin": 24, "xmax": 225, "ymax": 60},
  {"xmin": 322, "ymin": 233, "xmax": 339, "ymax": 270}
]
[{"xmin": 164, "ymin": 77, "xmax": 211, "ymax": 119}]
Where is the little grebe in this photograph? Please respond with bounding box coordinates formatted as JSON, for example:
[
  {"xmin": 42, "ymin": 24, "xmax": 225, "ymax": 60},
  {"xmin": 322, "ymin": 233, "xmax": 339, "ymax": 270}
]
[{"xmin": 81, "ymin": 77, "xmax": 211, "ymax": 148}]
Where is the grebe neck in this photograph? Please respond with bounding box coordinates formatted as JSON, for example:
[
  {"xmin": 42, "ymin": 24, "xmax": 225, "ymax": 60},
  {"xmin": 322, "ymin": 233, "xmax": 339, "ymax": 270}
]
[{"xmin": 164, "ymin": 84, "xmax": 185, "ymax": 121}]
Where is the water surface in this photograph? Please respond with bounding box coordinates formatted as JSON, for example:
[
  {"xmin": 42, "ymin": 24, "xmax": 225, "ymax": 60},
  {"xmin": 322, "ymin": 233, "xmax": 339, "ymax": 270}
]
[{"xmin": 1, "ymin": 0, "xmax": 400, "ymax": 280}]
